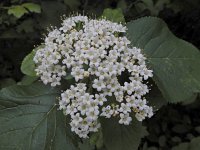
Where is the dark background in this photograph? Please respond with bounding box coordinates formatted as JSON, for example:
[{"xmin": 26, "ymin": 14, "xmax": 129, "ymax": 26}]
[{"xmin": 1, "ymin": 0, "xmax": 200, "ymax": 149}]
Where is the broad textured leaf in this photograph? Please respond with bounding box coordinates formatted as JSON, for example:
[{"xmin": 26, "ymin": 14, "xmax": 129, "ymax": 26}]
[
  {"xmin": 22, "ymin": 3, "xmax": 41, "ymax": 13},
  {"xmin": 0, "ymin": 82, "xmax": 76, "ymax": 150},
  {"xmin": 127, "ymin": 17, "xmax": 200, "ymax": 103},
  {"xmin": 90, "ymin": 130, "xmax": 104, "ymax": 149},
  {"xmin": 78, "ymin": 140, "xmax": 95, "ymax": 150},
  {"xmin": 21, "ymin": 45, "xmax": 44, "ymax": 77},
  {"xmin": 8, "ymin": 5, "xmax": 28, "ymax": 18},
  {"xmin": 101, "ymin": 118, "xmax": 147, "ymax": 150},
  {"xmin": 18, "ymin": 76, "xmax": 38, "ymax": 86},
  {"xmin": 21, "ymin": 50, "xmax": 37, "ymax": 77},
  {"xmin": 102, "ymin": 8, "xmax": 125, "ymax": 23}
]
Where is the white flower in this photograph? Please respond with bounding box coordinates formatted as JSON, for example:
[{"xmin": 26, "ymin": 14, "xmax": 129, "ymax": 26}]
[
  {"xmin": 86, "ymin": 109, "xmax": 99, "ymax": 121},
  {"xmin": 34, "ymin": 15, "xmax": 154, "ymax": 138},
  {"xmin": 101, "ymin": 106, "xmax": 114, "ymax": 118},
  {"xmin": 119, "ymin": 113, "xmax": 132, "ymax": 125},
  {"xmin": 119, "ymin": 103, "xmax": 131, "ymax": 114},
  {"xmin": 135, "ymin": 113, "xmax": 145, "ymax": 122},
  {"xmin": 92, "ymin": 79, "xmax": 106, "ymax": 91},
  {"xmin": 95, "ymin": 94, "xmax": 107, "ymax": 106},
  {"xmin": 71, "ymin": 113, "xmax": 83, "ymax": 126}
]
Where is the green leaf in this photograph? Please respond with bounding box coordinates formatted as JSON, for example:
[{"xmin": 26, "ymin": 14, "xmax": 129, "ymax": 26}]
[
  {"xmin": 127, "ymin": 17, "xmax": 200, "ymax": 103},
  {"xmin": 22, "ymin": 3, "xmax": 41, "ymax": 13},
  {"xmin": 90, "ymin": 129, "xmax": 104, "ymax": 149},
  {"xmin": 172, "ymin": 137, "xmax": 200, "ymax": 150},
  {"xmin": 78, "ymin": 140, "xmax": 95, "ymax": 150},
  {"xmin": 21, "ymin": 50, "xmax": 37, "ymax": 77},
  {"xmin": 64, "ymin": 73, "xmax": 74, "ymax": 80},
  {"xmin": 18, "ymin": 76, "xmax": 38, "ymax": 85},
  {"xmin": 21, "ymin": 45, "xmax": 44, "ymax": 77},
  {"xmin": 8, "ymin": 5, "xmax": 28, "ymax": 18},
  {"xmin": 102, "ymin": 8, "xmax": 125, "ymax": 23},
  {"xmin": 0, "ymin": 82, "xmax": 77, "ymax": 150},
  {"xmin": 101, "ymin": 118, "xmax": 147, "ymax": 150}
]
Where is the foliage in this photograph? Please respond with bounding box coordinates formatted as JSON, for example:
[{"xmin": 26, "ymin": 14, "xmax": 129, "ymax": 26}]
[
  {"xmin": 7, "ymin": 3, "xmax": 41, "ymax": 18},
  {"xmin": 21, "ymin": 50, "xmax": 36, "ymax": 76},
  {"xmin": 127, "ymin": 17, "xmax": 200, "ymax": 103},
  {"xmin": 22, "ymin": 3, "xmax": 41, "ymax": 13},
  {"xmin": 0, "ymin": 83, "xmax": 77, "ymax": 149},
  {"xmin": 101, "ymin": 118, "xmax": 148, "ymax": 150},
  {"xmin": 102, "ymin": 8, "xmax": 125, "ymax": 23},
  {"xmin": 8, "ymin": 5, "xmax": 28, "ymax": 18}
]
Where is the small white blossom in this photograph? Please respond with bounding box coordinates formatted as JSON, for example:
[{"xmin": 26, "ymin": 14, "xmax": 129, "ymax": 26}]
[
  {"xmin": 119, "ymin": 113, "xmax": 132, "ymax": 125},
  {"xmin": 101, "ymin": 106, "xmax": 114, "ymax": 118}
]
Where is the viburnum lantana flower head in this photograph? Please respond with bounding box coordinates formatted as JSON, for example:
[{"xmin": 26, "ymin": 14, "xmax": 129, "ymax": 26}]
[{"xmin": 33, "ymin": 15, "xmax": 153, "ymax": 138}]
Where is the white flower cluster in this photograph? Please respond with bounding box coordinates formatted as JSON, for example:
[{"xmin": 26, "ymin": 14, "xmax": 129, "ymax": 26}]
[{"xmin": 33, "ymin": 15, "xmax": 153, "ymax": 138}]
